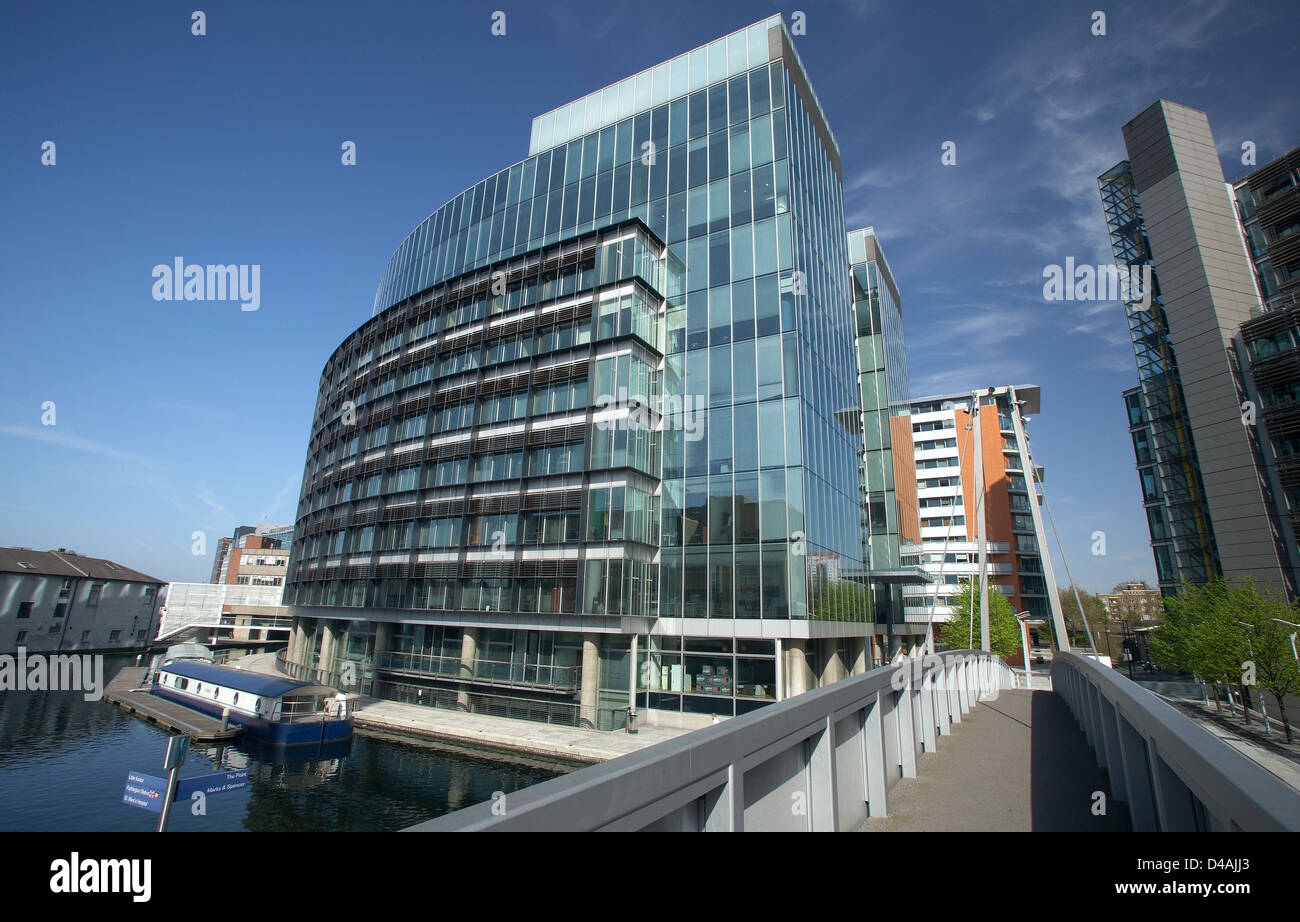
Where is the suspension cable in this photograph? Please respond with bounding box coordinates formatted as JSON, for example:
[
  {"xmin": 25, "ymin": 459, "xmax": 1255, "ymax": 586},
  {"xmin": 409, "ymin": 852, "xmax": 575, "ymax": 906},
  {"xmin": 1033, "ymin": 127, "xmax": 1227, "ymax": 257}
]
[{"xmin": 1033, "ymin": 459, "xmax": 1098, "ymax": 652}]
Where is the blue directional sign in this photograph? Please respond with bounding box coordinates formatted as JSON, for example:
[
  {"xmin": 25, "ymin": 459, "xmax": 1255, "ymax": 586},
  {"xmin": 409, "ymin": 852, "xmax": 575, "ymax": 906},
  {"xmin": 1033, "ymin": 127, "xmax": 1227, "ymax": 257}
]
[
  {"xmin": 122, "ymin": 771, "xmax": 169, "ymax": 813},
  {"xmin": 174, "ymin": 770, "xmax": 249, "ymax": 800}
]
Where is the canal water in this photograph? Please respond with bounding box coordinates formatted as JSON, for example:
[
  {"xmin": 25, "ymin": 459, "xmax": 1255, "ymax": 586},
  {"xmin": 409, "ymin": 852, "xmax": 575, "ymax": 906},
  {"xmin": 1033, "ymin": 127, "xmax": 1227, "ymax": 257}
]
[{"xmin": 0, "ymin": 655, "xmax": 565, "ymax": 831}]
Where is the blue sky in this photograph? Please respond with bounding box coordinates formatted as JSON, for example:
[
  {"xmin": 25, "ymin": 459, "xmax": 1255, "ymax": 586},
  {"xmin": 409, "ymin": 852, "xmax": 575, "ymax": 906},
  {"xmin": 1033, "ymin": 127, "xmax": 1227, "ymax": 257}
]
[{"xmin": 1, "ymin": 0, "xmax": 1296, "ymax": 590}]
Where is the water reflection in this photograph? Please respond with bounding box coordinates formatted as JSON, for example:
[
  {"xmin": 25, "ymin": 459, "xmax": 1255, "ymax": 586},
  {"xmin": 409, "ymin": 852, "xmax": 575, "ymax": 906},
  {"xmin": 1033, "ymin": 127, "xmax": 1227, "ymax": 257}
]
[{"xmin": 0, "ymin": 655, "xmax": 564, "ymax": 832}]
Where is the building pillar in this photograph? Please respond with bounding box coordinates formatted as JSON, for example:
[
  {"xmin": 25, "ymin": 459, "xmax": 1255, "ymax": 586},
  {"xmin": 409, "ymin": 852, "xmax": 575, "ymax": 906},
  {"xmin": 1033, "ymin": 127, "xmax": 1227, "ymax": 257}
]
[
  {"xmin": 774, "ymin": 638, "xmax": 784, "ymax": 701},
  {"xmin": 317, "ymin": 621, "xmax": 339, "ymax": 678},
  {"xmin": 286, "ymin": 620, "xmax": 303, "ymax": 667},
  {"xmin": 628, "ymin": 634, "xmax": 638, "ymax": 716},
  {"xmin": 783, "ymin": 640, "xmax": 813, "ymax": 698},
  {"xmin": 457, "ymin": 628, "xmax": 479, "ymax": 710},
  {"xmin": 370, "ymin": 621, "xmax": 391, "ymax": 696},
  {"xmin": 819, "ymin": 639, "xmax": 846, "ymax": 687},
  {"xmin": 291, "ymin": 619, "xmax": 312, "ymax": 671},
  {"xmin": 580, "ymin": 633, "xmax": 601, "ymax": 728},
  {"xmin": 851, "ymin": 637, "xmax": 869, "ymax": 675}
]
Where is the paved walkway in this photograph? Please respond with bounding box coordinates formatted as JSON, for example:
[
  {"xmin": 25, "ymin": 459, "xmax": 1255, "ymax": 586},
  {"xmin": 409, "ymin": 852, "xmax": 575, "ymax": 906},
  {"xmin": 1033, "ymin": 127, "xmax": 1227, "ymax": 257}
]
[
  {"xmin": 228, "ymin": 651, "xmax": 688, "ymax": 765},
  {"xmin": 352, "ymin": 697, "xmax": 688, "ymax": 765},
  {"xmin": 1158, "ymin": 696, "xmax": 1300, "ymax": 793},
  {"xmin": 862, "ymin": 689, "xmax": 1131, "ymax": 832}
]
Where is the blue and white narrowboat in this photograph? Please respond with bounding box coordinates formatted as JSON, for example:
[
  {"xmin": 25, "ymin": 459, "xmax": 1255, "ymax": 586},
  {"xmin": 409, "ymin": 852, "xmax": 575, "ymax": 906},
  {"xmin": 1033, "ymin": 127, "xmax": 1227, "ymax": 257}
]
[{"xmin": 152, "ymin": 661, "xmax": 353, "ymax": 746}]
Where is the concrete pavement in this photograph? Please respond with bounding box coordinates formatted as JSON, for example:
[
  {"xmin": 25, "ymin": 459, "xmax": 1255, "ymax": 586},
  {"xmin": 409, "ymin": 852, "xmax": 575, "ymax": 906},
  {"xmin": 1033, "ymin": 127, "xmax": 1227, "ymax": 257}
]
[
  {"xmin": 229, "ymin": 650, "xmax": 688, "ymax": 765},
  {"xmin": 862, "ymin": 689, "xmax": 1131, "ymax": 832}
]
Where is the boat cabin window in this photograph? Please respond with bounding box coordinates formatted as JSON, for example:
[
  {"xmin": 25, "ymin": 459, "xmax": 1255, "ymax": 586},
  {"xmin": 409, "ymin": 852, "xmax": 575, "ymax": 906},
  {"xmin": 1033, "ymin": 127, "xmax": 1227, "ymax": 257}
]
[{"xmin": 279, "ymin": 695, "xmax": 322, "ymax": 717}]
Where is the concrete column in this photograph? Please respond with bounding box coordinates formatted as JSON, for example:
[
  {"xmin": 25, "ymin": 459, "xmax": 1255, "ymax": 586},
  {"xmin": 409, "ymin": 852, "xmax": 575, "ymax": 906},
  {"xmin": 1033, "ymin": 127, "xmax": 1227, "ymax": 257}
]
[
  {"xmin": 819, "ymin": 639, "xmax": 846, "ymax": 687},
  {"xmin": 628, "ymin": 634, "xmax": 638, "ymax": 716},
  {"xmin": 286, "ymin": 620, "xmax": 303, "ymax": 666},
  {"xmin": 579, "ymin": 634, "xmax": 601, "ymax": 728},
  {"xmin": 457, "ymin": 628, "xmax": 479, "ymax": 710},
  {"xmin": 783, "ymin": 640, "xmax": 813, "ymax": 698},
  {"xmin": 290, "ymin": 619, "xmax": 309, "ymax": 669},
  {"xmin": 774, "ymin": 638, "xmax": 784, "ymax": 701},
  {"xmin": 317, "ymin": 621, "xmax": 339, "ymax": 678},
  {"xmin": 370, "ymin": 621, "xmax": 391, "ymax": 696},
  {"xmin": 851, "ymin": 637, "xmax": 868, "ymax": 675}
]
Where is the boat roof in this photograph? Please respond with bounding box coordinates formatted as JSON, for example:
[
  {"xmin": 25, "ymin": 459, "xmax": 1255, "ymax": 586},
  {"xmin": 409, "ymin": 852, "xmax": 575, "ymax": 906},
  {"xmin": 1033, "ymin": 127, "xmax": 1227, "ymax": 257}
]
[{"xmin": 160, "ymin": 661, "xmax": 331, "ymax": 698}]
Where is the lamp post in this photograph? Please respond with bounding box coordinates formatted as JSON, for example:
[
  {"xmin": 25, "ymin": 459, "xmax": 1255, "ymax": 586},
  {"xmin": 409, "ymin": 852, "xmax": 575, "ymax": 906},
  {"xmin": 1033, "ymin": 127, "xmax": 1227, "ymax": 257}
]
[
  {"xmin": 1014, "ymin": 611, "xmax": 1032, "ymax": 689},
  {"xmin": 1271, "ymin": 618, "xmax": 1300, "ymax": 663},
  {"xmin": 1236, "ymin": 620, "xmax": 1272, "ymax": 738}
]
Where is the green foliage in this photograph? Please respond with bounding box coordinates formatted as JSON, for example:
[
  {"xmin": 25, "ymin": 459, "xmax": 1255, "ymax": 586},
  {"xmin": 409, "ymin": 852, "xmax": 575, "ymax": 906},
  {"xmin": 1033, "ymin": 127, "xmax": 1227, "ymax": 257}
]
[
  {"xmin": 810, "ymin": 580, "xmax": 873, "ymax": 622},
  {"xmin": 1150, "ymin": 577, "xmax": 1300, "ymax": 741},
  {"xmin": 1057, "ymin": 586, "xmax": 1110, "ymax": 654},
  {"xmin": 937, "ymin": 578, "xmax": 1023, "ymax": 659}
]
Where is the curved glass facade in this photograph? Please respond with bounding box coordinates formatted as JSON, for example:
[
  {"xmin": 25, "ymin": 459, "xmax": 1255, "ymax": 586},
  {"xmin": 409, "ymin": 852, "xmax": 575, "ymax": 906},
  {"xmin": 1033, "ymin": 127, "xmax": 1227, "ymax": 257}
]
[{"xmin": 287, "ymin": 16, "xmax": 898, "ymax": 724}]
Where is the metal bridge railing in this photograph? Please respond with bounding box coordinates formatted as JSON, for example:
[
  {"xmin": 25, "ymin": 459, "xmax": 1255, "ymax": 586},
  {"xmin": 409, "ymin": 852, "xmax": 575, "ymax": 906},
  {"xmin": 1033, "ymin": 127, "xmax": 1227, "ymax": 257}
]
[
  {"xmin": 406, "ymin": 649, "xmax": 1016, "ymax": 831},
  {"xmin": 1053, "ymin": 652, "xmax": 1300, "ymax": 831}
]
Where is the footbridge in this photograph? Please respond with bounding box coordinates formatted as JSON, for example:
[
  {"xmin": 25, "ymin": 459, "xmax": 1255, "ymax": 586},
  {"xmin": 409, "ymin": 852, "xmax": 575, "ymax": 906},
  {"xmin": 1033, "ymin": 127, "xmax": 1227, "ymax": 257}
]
[{"xmin": 407, "ymin": 650, "xmax": 1300, "ymax": 832}]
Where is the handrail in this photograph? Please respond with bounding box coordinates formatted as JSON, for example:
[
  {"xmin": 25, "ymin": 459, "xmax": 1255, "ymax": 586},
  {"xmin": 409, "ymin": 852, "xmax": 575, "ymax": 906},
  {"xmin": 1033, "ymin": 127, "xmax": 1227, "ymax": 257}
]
[
  {"xmin": 406, "ymin": 649, "xmax": 1015, "ymax": 831},
  {"xmin": 1052, "ymin": 652, "xmax": 1300, "ymax": 831}
]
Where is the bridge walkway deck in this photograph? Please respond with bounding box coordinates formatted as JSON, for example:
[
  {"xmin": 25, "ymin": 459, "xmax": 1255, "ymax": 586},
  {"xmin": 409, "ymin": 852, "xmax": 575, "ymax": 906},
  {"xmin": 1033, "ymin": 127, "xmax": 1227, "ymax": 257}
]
[{"xmin": 862, "ymin": 688, "xmax": 1131, "ymax": 832}]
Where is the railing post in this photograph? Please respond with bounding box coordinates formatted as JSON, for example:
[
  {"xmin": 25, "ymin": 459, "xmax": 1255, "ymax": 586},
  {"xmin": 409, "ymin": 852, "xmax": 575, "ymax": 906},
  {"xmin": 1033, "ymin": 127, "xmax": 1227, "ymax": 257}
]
[
  {"xmin": 1149, "ymin": 742, "xmax": 1198, "ymax": 832},
  {"xmin": 946, "ymin": 661, "xmax": 961, "ymax": 725},
  {"xmin": 809, "ymin": 716, "xmax": 839, "ymax": 831},
  {"xmin": 935, "ymin": 664, "xmax": 952, "ymax": 736},
  {"xmin": 1078, "ymin": 674, "xmax": 1096, "ymax": 746},
  {"xmin": 865, "ymin": 691, "xmax": 888, "ymax": 818},
  {"xmin": 920, "ymin": 666, "xmax": 937, "ymax": 752},
  {"xmin": 1097, "ymin": 695, "xmax": 1125, "ymax": 801},
  {"xmin": 1115, "ymin": 714, "xmax": 1157, "ymax": 832},
  {"xmin": 957, "ymin": 659, "xmax": 971, "ymax": 715},
  {"xmin": 702, "ymin": 762, "xmax": 745, "ymax": 832},
  {"xmin": 898, "ymin": 674, "xmax": 918, "ymax": 778},
  {"xmin": 1087, "ymin": 683, "xmax": 1107, "ymax": 769}
]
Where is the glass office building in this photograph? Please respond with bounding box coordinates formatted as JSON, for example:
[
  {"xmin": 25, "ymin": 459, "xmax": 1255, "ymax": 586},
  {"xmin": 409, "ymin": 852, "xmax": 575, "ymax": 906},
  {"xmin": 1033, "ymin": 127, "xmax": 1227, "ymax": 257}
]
[
  {"xmin": 1099, "ymin": 159, "xmax": 1221, "ymax": 595},
  {"xmin": 848, "ymin": 228, "xmax": 924, "ymax": 657},
  {"xmin": 285, "ymin": 16, "xmax": 894, "ymax": 726}
]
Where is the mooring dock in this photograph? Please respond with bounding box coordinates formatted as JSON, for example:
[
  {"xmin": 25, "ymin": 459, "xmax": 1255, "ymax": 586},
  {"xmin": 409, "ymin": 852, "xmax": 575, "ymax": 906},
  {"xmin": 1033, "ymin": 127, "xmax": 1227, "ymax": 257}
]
[{"xmin": 104, "ymin": 667, "xmax": 241, "ymax": 742}]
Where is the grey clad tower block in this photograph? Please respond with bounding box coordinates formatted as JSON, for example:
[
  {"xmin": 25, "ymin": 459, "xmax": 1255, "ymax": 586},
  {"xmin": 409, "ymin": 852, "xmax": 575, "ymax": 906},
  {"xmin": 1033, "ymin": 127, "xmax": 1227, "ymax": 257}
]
[{"xmin": 1122, "ymin": 101, "xmax": 1296, "ymax": 593}]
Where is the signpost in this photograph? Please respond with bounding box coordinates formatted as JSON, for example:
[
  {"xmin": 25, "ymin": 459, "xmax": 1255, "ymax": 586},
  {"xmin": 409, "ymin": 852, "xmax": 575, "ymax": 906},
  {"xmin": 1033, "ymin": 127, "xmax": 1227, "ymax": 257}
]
[
  {"xmin": 122, "ymin": 738, "xmax": 248, "ymax": 831},
  {"xmin": 156, "ymin": 735, "xmax": 187, "ymax": 832},
  {"xmin": 121, "ymin": 771, "xmax": 168, "ymax": 814},
  {"xmin": 175, "ymin": 770, "xmax": 249, "ymax": 800}
]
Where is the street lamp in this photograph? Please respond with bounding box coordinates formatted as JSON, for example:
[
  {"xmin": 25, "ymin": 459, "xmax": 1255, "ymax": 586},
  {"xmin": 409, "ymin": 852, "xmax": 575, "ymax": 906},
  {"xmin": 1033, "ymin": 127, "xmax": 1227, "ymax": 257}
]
[
  {"xmin": 1236, "ymin": 620, "xmax": 1273, "ymax": 738},
  {"xmin": 1271, "ymin": 618, "xmax": 1300, "ymax": 663},
  {"xmin": 1014, "ymin": 610, "xmax": 1032, "ymax": 689}
]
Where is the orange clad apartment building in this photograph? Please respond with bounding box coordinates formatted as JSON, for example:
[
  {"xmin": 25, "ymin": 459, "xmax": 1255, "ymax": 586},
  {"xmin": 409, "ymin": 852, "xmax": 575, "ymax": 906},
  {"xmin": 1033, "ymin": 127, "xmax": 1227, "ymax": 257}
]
[{"xmin": 904, "ymin": 385, "xmax": 1069, "ymax": 658}]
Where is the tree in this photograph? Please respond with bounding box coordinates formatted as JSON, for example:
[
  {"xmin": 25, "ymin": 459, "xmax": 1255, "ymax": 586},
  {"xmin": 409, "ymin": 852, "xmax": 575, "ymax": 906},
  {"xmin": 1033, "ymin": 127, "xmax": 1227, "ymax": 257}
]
[
  {"xmin": 1149, "ymin": 577, "xmax": 1300, "ymax": 741},
  {"xmin": 1235, "ymin": 580, "xmax": 1300, "ymax": 743},
  {"xmin": 1058, "ymin": 586, "xmax": 1110, "ymax": 654},
  {"xmin": 937, "ymin": 578, "xmax": 1022, "ymax": 659}
]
